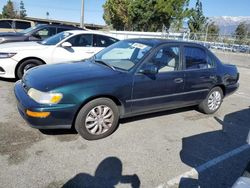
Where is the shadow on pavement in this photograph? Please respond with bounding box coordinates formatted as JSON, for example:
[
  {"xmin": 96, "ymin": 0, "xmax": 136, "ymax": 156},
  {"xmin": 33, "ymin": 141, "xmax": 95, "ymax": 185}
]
[
  {"xmin": 179, "ymin": 107, "xmax": 250, "ymax": 188},
  {"xmin": 0, "ymin": 77, "xmax": 17, "ymax": 82},
  {"xmin": 120, "ymin": 106, "xmax": 195, "ymax": 124},
  {"xmin": 63, "ymin": 156, "xmax": 140, "ymax": 188},
  {"xmin": 39, "ymin": 128, "xmax": 77, "ymax": 135}
]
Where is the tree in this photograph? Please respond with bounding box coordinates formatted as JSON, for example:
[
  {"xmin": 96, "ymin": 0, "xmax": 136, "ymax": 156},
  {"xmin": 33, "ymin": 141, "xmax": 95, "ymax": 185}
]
[
  {"xmin": 235, "ymin": 22, "xmax": 248, "ymax": 44},
  {"xmin": 188, "ymin": 0, "xmax": 207, "ymax": 33},
  {"xmin": 103, "ymin": 0, "xmax": 191, "ymax": 31},
  {"xmin": 207, "ymin": 22, "xmax": 220, "ymax": 41},
  {"xmin": 19, "ymin": 0, "xmax": 27, "ymax": 18},
  {"xmin": 2, "ymin": 0, "xmax": 16, "ymax": 19},
  {"xmin": 103, "ymin": 0, "xmax": 131, "ymax": 30}
]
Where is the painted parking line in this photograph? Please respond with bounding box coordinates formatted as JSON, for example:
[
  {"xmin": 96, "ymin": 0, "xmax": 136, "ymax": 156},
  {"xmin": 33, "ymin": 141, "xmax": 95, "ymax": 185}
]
[
  {"xmin": 163, "ymin": 144, "xmax": 250, "ymax": 187},
  {"xmin": 158, "ymin": 130, "xmax": 250, "ymax": 188}
]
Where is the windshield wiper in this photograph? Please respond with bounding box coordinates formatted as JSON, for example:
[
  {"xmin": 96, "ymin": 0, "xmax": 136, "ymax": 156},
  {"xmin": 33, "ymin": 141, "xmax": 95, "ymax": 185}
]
[{"xmin": 94, "ymin": 60, "xmax": 116, "ymax": 70}]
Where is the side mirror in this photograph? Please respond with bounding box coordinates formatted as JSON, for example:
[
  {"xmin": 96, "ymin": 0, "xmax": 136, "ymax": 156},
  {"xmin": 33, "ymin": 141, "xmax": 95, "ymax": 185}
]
[
  {"xmin": 138, "ymin": 63, "xmax": 158, "ymax": 75},
  {"xmin": 61, "ymin": 42, "xmax": 72, "ymax": 48}
]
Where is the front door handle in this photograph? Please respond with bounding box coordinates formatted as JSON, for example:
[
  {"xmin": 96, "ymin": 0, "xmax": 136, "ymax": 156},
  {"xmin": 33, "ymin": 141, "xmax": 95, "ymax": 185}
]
[
  {"xmin": 174, "ymin": 78, "xmax": 183, "ymax": 84},
  {"xmin": 86, "ymin": 51, "xmax": 95, "ymax": 54}
]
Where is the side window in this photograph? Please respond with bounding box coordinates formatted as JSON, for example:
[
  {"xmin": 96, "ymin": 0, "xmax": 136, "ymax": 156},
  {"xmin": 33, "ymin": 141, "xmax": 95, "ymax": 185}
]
[
  {"xmin": 57, "ymin": 27, "xmax": 71, "ymax": 34},
  {"xmin": 15, "ymin": 21, "xmax": 31, "ymax": 29},
  {"xmin": 93, "ymin": 35, "xmax": 118, "ymax": 47},
  {"xmin": 33, "ymin": 27, "xmax": 56, "ymax": 39},
  {"xmin": 184, "ymin": 47, "xmax": 209, "ymax": 70},
  {"xmin": 0, "ymin": 20, "xmax": 13, "ymax": 28},
  {"xmin": 67, "ymin": 34, "xmax": 92, "ymax": 47},
  {"xmin": 146, "ymin": 46, "xmax": 180, "ymax": 73}
]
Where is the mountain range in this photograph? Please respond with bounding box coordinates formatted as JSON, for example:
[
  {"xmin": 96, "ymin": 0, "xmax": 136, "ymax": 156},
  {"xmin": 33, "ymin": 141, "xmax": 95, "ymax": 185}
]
[{"xmin": 210, "ymin": 16, "xmax": 250, "ymax": 35}]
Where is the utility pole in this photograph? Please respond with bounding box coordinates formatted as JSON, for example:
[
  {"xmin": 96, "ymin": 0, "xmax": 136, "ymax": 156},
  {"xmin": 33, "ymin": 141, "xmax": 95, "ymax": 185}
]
[{"xmin": 80, "ymin": 0, "xmax": 84, "ymax": 28}]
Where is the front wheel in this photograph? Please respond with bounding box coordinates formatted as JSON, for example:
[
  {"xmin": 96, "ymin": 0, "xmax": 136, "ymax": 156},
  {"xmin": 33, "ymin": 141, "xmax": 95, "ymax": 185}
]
[
  {"xmin": 199, "ymin": 87, "xmax": 223, "ymax": 114},
  {"xmin": 75, "ymin": 98, "xmax": 119, "ymax": 140}
]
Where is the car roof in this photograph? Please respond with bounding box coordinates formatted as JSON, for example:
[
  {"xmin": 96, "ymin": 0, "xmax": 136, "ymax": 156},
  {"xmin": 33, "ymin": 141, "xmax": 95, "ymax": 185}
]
[
  {"xmin": 124, "ymin": 38, "xmax": 206, "ymax": 48},
  {"xmin": 36, "ymin": 24, "xmax": 80, "ymax": 28},
  {"xmin": 65, "ymin": 30, "xmax": 118, "ymax": 38}
]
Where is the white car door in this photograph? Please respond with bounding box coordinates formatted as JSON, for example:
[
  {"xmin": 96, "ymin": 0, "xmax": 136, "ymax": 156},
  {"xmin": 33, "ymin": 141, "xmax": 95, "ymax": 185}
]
[{"xmin": 51, "ymin": 34, "xmax": 102, "ymax": 64}]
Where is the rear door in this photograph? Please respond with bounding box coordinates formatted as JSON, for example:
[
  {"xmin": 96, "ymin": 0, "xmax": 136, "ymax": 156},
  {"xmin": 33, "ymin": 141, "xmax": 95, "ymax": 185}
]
[
  {"xmin": 131, "ymin": 44, "xmax": 185, "ymax": 113},
  {"xmin": 183, "ymin": 45, "xmax": 216, "ymax": 105}
]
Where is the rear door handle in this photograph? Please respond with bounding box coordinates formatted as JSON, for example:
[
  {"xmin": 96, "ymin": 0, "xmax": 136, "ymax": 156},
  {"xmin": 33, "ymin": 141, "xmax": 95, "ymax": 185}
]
[{"xmin": 174, "ymin": 78, "xmax": 183, "ymax": 84}]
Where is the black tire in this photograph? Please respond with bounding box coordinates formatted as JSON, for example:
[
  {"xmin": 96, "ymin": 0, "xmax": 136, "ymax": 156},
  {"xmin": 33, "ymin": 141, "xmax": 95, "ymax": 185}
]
[
  {"xmin": 16, "ymin": 59, "xmax": 43, "ymax": 79},
  {"xmin": 199, "ymin": 87, "xmax": 223, "ymax": 114},
  {"xmin": 75, "ymin": 98, "xmax": 119, "ymax": 140}
]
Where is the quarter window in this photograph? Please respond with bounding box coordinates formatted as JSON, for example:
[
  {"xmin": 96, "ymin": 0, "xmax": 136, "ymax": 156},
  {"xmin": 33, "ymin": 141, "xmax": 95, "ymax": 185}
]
[
  {"xmin": 147, "ymin": 46, "xmax": 180, "ymax": 73},
  {"xmin": 184, "ymin": 47, "xmax": 210, "ymax": 70}
]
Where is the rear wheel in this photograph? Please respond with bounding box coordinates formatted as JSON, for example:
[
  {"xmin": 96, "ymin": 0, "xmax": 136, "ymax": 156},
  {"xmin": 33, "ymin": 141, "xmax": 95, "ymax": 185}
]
[
  {"xmin": 199, "ymin": 87, "xmax": 223, "ymax": 114},
  {"xmin": 75, "ymin": 98, "xmax": 119, "ymax": 140},
  {"xmin": 16, "ymin": 59, "xmax": 43, "ymax": 79}
]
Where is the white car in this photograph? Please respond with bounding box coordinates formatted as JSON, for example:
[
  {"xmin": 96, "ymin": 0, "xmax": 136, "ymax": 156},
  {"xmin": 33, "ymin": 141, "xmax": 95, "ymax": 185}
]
[{"xmin": 0, "ymin": 30, "xmax": 119, "ymax": 79}]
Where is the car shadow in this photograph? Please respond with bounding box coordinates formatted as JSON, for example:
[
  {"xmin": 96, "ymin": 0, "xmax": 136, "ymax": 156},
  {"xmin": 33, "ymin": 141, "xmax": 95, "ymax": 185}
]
[
  {"xmin": 0, "ymin": 77, "xmax": 17, "ymax": 82},
  {"xmin": 179, "ymin": 107, "xmax": 250, "ymax": 187},
  {"xmin": 120, "ymin": 106, "xmax": 196, "ymax": 124},
  {"xmin": 39, "ymin": 128, "xmax": 77, "ymax": 135},
  {"xmin": 62, "ymin": 156, "xmax": 140, "ymax": 188}
]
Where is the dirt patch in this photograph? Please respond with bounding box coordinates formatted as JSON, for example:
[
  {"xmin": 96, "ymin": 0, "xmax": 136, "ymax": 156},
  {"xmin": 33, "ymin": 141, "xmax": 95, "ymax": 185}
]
[{"xmin": 0, "ymin": 122, "xmax": 43, "ymax": 165}]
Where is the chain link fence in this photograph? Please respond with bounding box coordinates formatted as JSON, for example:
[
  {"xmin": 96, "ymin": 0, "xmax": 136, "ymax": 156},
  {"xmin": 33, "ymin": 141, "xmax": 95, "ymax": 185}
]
[{"xmin": 164, "ymin": 31, "xmax": 250, "ymax": 54}]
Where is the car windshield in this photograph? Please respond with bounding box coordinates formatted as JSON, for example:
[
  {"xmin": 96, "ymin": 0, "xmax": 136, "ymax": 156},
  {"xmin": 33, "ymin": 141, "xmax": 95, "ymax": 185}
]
[
  {"xmin": 18, "ymin": 24, "xmax": 44, "ymax": 34},
  {"xmin": 94, "ymin": 40, "xmax": 152, "ymax": 71},
  {"xmin": 39, "ymin": 31, "xmax": 73, "ymax": 46}
]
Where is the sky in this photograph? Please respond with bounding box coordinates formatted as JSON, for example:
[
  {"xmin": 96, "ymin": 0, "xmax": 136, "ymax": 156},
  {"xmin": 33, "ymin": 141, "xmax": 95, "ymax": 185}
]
[{"xmin": 0, "ymin": 0, "xmax": 249, "ymax": 25}]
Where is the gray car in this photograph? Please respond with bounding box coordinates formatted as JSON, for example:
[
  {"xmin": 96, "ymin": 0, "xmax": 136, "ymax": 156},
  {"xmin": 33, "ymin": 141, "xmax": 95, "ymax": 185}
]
[{"xmin": 0, "ymin": 24, "xmax": 83, "ymax": 44}]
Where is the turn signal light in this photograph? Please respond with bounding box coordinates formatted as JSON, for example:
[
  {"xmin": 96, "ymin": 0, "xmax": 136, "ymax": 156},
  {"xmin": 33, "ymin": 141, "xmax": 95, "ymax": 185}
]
[{"xmin": 26, "ymin": 110, "xmax": 50, "ymax": 118}]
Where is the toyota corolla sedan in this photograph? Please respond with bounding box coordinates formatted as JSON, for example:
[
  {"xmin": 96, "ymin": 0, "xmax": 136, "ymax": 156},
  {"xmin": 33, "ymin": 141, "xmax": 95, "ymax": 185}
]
[
  {"xmin": 14, "ymin": 39, "xmax": 239, "ymax": 140},
  {"xmin": 0, "ymin": 30, "xmax": 118, "ymax": 79}
]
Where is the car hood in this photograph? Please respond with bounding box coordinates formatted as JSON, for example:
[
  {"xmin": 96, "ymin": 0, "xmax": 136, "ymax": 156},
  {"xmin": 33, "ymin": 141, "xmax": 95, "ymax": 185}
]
[
  {"xmin": 0, "ymin": 32, "xmax": 23, "ymax": 37},
  {"xmin": 22, "ymin": 61, "xmax": 121, "ymax": 91},
  {"xmin": 0, "ymin": 41, "xmax": 47, "ymax": 52}
]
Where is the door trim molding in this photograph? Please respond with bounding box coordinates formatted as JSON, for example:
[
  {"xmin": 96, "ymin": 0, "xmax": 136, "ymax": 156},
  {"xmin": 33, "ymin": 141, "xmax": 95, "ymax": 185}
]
[{"xmin": 126, "ymin": 89, "xmax": 209, "ymax": 103}]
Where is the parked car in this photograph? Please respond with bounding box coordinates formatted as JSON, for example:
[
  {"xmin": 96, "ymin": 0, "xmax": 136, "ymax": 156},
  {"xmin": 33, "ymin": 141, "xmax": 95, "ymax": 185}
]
[
  {"xmin": 0, "ymin": 19, "xmax": 35, "ymax": 33},
  {"xmin": 0, "ymin": 24, "xmax": 82, "ymax": 44},
  {"xmin": 14, "ymin": 39, "xmax": 239, "ymax": 140},
  {"xmin": 0, "ymin": 30, "xmax": 119, "ymax": 79}
]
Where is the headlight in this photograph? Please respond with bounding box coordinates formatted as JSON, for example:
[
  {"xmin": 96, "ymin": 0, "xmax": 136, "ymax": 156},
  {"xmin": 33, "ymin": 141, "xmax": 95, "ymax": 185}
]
[
  {"xmin": 0, "ymin": 52, "xmax": 17, "ymax": 58},
  {"xmin": 28, "ymin": 88, "xmax": 63, "ymax": 104}
]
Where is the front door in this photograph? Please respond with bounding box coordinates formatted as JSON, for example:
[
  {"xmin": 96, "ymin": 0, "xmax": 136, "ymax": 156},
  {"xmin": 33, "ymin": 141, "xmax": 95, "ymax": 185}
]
[
  {"xmin": 131, "ymin": 45, "xmax": 185, "ymax": 114},
  {"xmin": 51, "ymin": 34, "xmax": 100, "ymax": 64}
]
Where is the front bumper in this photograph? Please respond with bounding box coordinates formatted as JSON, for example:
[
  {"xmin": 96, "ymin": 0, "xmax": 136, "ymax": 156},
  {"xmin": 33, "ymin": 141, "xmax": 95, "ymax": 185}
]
[
  {"xmin": 0, "ymin": 58, "xmax": 18, "ymax": 78},
  {"xmin": 225, "ymin": 82, "xmax": 239, "ymax": 97},
  {"xmin": 14, "ymin": 80, "xmax": 78, "ymax": 129}
]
